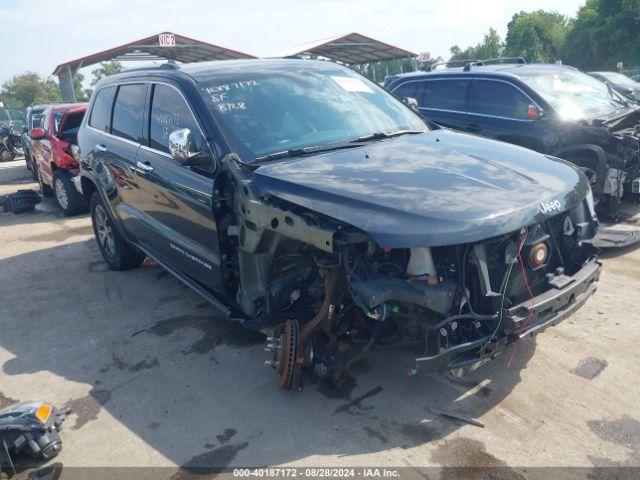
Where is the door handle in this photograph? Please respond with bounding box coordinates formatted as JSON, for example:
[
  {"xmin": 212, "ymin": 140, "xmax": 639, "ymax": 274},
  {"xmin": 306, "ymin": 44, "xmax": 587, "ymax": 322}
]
[
  {"xmin": 95, "ymin": 144, "xmax": 108, "ymax": 152},
  {"xmin": 136, "ymin": 161, "xmax": 154, "ymax": 172},
  {"xmin": 466, "ymin": 123, "xmax": 482, "ymax": 133}
]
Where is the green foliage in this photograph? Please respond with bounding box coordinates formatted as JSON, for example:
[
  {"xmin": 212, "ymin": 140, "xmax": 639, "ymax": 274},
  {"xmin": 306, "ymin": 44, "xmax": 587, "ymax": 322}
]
[
  {"xmin": 73, "ymin": 73, "xmax": 90, "ymax": 102},
  {"xmin": 90, "ymin": 61, "xmax": 122, "ymax": 87},
  {"xmin": 505, "ymin": 10, "xmax": 569, "ymax": 62},
  {"xmin": 563, "ymin": 0, "xmax": 640, "ymax": 70},
  {"xmin": 0, "ymin": 72, "xmax": 61, "ymax": 109},
  {"xmin": 449, "ymin": 28, "xmax": 504, "ymax": 62}
]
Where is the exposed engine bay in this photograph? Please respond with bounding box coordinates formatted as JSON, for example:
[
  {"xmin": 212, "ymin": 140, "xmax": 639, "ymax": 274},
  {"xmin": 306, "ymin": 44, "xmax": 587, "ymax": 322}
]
[
  {"xmin": 563, "ymin": 109, "xmax": 640, "ymax": 218},
  {"xmin": 218, "ymin": 163, "xmax": 601, "ymax": 391}
]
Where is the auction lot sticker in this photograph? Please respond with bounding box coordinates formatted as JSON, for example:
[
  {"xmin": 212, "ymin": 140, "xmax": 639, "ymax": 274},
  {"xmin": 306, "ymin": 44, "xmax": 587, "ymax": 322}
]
[{"xmin": 330, "ymin": 76, "xmax": 374, "ymax": 93}]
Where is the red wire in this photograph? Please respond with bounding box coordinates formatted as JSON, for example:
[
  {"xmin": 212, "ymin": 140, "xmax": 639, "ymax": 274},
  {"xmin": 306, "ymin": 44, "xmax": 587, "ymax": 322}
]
[{"xmin": 507, "ymin": 232, "xmax": 536, "ymax": 368}]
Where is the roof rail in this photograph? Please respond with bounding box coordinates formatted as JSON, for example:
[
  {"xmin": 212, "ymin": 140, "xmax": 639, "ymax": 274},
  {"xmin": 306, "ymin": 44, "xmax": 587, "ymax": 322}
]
[
  {"xmin": 429, "ymin": 59, "xmax": 481, "ymax": 71},
  {"xmin": 431, "ymin": 57, "xmax": 527, "ymax": 72},
  {"xmin": 108, "ymin": 60, "xmax": 182, "ymax": 76},
  {"xmin": 159, "ymin": 60, "xmax": 181, "ymax": 69},
  {"xmin": 462, "ymin": 57, "xmax": 526, "ymax": 71}
]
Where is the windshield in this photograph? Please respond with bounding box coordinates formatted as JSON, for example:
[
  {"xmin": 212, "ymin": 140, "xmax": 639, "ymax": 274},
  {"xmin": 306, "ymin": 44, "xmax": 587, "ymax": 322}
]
[
  {"xmin": 198, "ymin": 65, "xmax": 426, "ymax": 161},
  {"xmin": 518, "ymin": 69, "xmax": 628, "ymax": 120},
  {"xmin": 53, "ymin": 110, "xmax": 68, "ymax": 132}
]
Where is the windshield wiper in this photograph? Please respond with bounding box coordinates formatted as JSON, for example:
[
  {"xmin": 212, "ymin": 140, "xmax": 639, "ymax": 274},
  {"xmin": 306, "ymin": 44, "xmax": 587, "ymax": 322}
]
[
  {"xmin": 253, "ymin": 130, "xmax": 425, "ymax": 163},
  {"xmin": 253, "ymin": 142, "xmax": 362, "ymax": 163},
  {"xmin": 605, "ymin": 81, "xmax": 630, "ymax": 108},
  {"xmin": 348, "ymin": 130, "xmax": 425, "ymax": 143}
]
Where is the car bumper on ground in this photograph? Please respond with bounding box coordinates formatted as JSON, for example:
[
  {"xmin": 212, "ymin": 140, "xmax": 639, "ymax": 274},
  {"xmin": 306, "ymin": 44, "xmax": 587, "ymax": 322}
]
[{"xmin": 415, "ymin": 258, "xmax": 601, "ymax": 373}]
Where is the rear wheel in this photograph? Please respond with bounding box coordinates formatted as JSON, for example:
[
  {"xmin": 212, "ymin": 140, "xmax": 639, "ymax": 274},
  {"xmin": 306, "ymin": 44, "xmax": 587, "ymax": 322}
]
[
  {"xmin": 90, "ymin": 193, "xmax": 145, "ymax": 271},
  {"xmin": 53, "ymin": 170, "xmax": 88, "ymax": 216},
  {"xmin": 0, "ymin": 147, "xmax": 14, "ymax": 162}
]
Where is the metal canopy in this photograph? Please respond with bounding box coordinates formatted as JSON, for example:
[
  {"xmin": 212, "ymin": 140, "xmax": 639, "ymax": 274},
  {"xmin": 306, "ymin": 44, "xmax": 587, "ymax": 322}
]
[
  {"xmin": 53, "ymin": 32, "xmax": 256, "ymax": 76},
  {"xmin": 53, "ymin": 32, "xmax": 256, "ymax": 101},
  {"xmin": 269, "ymin": 32, "xmax": 416, "ymax": 65}
]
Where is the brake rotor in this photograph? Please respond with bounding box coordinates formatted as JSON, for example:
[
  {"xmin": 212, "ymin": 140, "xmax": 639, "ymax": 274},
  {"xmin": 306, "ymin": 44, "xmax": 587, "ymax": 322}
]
[{"xmin": 275, "ymin": 319, "xmax": 299, "ymax": 390}]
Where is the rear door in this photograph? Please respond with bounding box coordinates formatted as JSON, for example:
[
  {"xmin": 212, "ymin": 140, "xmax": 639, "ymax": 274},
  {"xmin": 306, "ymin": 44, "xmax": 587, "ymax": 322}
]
[
  {"xmin": 467, "ymin": 78, "xmax": 546, "ymax": 150},
  {"xmin": 134, "ymin": 82, "xmax": 223, "ymax": 292},
  {"xmin": 84, "ymin": 84, "xmax": 147, "ymax": 239},
  {"xmin": 418, "ymin": 78, "xmax": 471, "ymax": 130}
]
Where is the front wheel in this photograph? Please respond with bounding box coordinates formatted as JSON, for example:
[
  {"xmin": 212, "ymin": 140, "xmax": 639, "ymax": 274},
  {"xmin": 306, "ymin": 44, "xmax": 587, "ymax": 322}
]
[
  {"xmin": 53, "ymin": 170, "xmax": 88, "ymax": 216},
  {"xmin": 90, "ymin": 193, "xmax": 145, "ymax": 271}
]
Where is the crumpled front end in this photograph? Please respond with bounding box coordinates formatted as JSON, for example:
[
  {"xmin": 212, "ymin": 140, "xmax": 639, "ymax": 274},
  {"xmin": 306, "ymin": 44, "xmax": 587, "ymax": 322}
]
[{"xmin": 344, "ymin": 192, "xmax": 600, "ymax": 374}]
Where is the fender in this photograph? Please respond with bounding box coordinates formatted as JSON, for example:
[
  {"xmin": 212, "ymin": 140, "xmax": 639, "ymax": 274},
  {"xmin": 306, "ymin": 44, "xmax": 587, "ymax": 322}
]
[{"xmin": 552, "ymin": 144, "xmax": 608, "ymax": 196}]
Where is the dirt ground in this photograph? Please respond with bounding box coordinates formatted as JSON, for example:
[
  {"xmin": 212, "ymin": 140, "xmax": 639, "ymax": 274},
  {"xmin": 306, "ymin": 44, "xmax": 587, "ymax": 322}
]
[{"xmin": 1, "ymin": 158, "xmax": 639, "ymax": 478}]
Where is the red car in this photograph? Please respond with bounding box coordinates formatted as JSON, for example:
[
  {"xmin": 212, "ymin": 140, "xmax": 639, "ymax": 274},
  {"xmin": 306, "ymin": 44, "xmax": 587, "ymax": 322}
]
[{"xmin": 30, "ymin": 103, "xmax": 88, "ymax": 216}]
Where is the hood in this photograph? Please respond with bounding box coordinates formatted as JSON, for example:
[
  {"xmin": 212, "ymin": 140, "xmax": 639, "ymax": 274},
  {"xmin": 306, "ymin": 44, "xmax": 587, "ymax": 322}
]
[{"xmin": 253, "ymin": 130, "xmax": 589, "ymax": 248}]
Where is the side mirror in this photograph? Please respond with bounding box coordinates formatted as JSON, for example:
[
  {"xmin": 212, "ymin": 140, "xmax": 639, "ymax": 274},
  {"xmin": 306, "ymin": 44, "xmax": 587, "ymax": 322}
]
[
  {"xmin": 402, "ymin": 97, "xmax": 419, "ymax": 113},
  {"xmin": 30, "ymin": 127, "xmax": 46, "ymax": 140},
  {"xmin": 527, "ymin": 104, "xmax": 544, "ymax": 120},
  {"xmin": 168, "ymin": 128, "xmax": 201, "ymax": 164}
]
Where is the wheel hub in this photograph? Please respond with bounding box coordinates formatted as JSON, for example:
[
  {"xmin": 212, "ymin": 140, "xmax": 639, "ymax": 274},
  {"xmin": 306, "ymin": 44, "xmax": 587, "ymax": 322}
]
[{"xmin": 265, "ymin": 319, "xmax": 302, "ymax": 391}]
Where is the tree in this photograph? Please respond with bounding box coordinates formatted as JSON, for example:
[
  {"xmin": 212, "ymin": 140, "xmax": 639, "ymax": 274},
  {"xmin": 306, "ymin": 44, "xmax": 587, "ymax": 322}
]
[
  {"xmin": 449, "ymin": 28, "xmax": 504, "ymax": 62},
  {"xmin": 505, "ymin": 10, "xmax": 569, "ymax": 62},
  {"xmin": 563, "ymin": 0, "xmax": 640, "ymax": 70},
  {"xmin": 73, "ymin": 72, "xmax": 91, "ymax": 101},
  {"xmin": 90, "ymin": 61, "xmax": 122, "ymax": 87},
  {"xmin": 0, "ymin": 72, "xmax": 61, "ymax": 109}
]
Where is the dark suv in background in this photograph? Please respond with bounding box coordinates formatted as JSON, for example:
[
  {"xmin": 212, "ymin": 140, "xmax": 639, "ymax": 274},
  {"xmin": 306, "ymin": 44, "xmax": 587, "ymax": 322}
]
[
  {"xmin": 76, "ymin": 60, "xmax": 599, "ymax": 391},
  {"xmin": 386, "ymin": 60, "xmax": 640, "ymax": 219}
]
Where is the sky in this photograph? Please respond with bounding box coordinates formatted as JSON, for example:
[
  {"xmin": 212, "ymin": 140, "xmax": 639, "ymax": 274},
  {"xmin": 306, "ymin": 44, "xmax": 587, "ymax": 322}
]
[{"xmin": 0, "ymin": 0, "xmax": 585, "ymax": 86}]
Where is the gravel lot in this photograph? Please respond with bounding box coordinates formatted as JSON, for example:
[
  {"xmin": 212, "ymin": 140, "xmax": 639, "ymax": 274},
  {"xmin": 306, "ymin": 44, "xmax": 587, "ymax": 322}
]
[{"xmin": 1, "ymin": 158, "xmax": 639, "ymax": 478}]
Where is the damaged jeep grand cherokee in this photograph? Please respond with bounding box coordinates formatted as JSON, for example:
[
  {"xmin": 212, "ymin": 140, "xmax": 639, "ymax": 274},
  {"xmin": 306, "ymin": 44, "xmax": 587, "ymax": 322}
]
[{"xmin": 77, "ymin": 59, "xmax": 600, "ymax": 390}]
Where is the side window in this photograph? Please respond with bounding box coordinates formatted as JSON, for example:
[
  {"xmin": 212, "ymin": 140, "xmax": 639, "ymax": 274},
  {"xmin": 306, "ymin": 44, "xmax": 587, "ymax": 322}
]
[
  {"xmin": 30, "ymin": 111, "xmax": 44, "ymax": 130},
  {"xmin": 89, "ymin": 86, "xmax": 116, "ymax": 132},
  {"xmin": 423, "ymin": 79, "xmax": 470, "ymax": 111},
  {"xmin": 149, "ymin": 84, "xmax": 202, "ymax": 154},
  {"xmin": 393, "ymin": 81, "xmax": 424, "ymax": 103},
  {"xmin": 470, "ymin": 80, "xmax": 532, "ymax": 119},
  {"xmin": 112, "ymin": 84, "xmax": 147, "ymax": 142}
]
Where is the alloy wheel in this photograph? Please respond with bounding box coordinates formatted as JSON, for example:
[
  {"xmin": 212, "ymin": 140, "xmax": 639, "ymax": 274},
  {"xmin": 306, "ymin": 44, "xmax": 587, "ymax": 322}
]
[
  {"xmin": 55, "ymin": 179, "xmax": 69, "ymax": 209},
  {"xmin": 94, "ymin": 204, "xmax": 115, "ymax": 259}
]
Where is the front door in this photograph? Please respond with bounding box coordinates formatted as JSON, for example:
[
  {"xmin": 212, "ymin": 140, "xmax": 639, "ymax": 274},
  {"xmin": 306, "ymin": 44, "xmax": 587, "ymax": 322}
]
[{"xmin": 135, "ymin": 83, "xmax": 223, "ymax": 292}]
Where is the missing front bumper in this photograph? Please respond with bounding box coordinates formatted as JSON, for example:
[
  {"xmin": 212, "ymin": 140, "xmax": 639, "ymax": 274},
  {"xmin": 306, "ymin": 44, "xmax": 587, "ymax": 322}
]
[{"xmin": 415, "ymin": 258, "xmax": 601, "ymax": 373}]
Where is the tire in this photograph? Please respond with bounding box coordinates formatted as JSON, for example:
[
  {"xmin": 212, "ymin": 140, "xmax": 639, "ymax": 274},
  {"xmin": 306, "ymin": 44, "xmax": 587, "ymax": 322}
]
[
  {"xmin": 90, "ymin": 193, "xmax": 145, "ymax": 271},
  {"xmin": 35, "ymin": 164, "xmax": 54, "ymax": 197},
  {"xmin": 53, "ymin": 170, "xmax": 88, "ymax": 216},
  {"xmin": 0, "ymin": 147, "xmax": 14, "ymax": 162}
]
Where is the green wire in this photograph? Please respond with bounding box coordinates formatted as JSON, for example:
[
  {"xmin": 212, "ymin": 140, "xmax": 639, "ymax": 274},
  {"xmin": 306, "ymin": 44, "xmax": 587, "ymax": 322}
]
[{"xmin": 479, "ymin": 238, "xmax": 521, "ymax": 352}]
